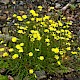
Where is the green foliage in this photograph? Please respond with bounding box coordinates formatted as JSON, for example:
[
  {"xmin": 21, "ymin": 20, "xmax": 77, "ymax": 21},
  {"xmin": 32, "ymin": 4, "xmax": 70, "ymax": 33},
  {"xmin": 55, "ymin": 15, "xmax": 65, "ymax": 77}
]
[{"xmin": 0, "ymin": 75, "xmax": 8, "ymax": 80}]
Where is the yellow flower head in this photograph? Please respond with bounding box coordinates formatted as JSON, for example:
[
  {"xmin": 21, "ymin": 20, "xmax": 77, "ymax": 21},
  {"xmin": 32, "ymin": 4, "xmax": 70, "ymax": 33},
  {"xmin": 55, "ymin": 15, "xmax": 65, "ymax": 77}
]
[
  {"xmin": 31, "ymin": 18, "xmax": 35, "ymax": 21},
  {"xmin": 57, "ymin": 61, "xmax": 61, "ymax": 65},
  {"xmin": 18, "ymin": 48, "xmax": 23, "ymax": 52},
  {"xmin": 0, "ymin": 31, "xmax": 2, "ymax": 34},
  {"xmin": 71, "ymin": 51, "xmax": 77, "ymax": 54},
  {"xmin": 26, "ymin": 21, "xmax": 30, "ymax": 24},
  {"xmin": 29, "ymin": 69, "xmax": 34, "ymax": 74},
  {"xmin": 47, "ymin": 43, "xmax": 50, "ymax": 46},
  {"xmin": 20, "ymin": 43, "xmax": 24, "ymax": 46},
  {"xmin": 66, "ymin": 47, "xmax": 71, "ymax": 51},
  {"xmin": 38, "ymin": 6, "xmax": 43, "ymax": 9},
  {"xmin": 16, "ymin": 44, "xmax": 22, "ymax": 49},
  {"xmin": 50, "ymin": 7, "xmax": 54, "ymax": 10},
  {"xmin": 12, "ymin": 37, "xmax": 17, "ymax": 42},
  {"xmin": 3, "ymin": 52, "xmax": 9, "ymax": 57},
  {"xmin": 77, "ymin": 47, "xmax": 80, "ymax": 50},
  {"xmin": 30, "ymin": 10, "xmax": 35, "ymax": 14},
  {"xmin": 39, "ymin": 56, "xmax": 44, "ymax": 60},
  {"xmin": 0, "ymin": 48, "xmax": 5, "ymax": 51},
  {"xmin": 51, "ymin": 48, "xmax": 59, "ymax": 53},
  {"xmin": 22, "ymin": 15, "xmax": 27, "ymax": 19},
  {"xmin": 18, "ymin": 30, "xmax": 23, "ymax": 34},
  {"xmin": 45, "ymin": 38, "xmax": 50, "ymax": 43},
  {"xmin": 4, "ymin": 44, "xmax": 7, "ymax": 46},
  {"xmin": 38, "ymin": 6, "xmax": 43, "ymax": 11},
  {"xmin": 30, "ymin": 38, "xmax": 35, "ymax": 42},
  {"xmin": 54, "ymin": 55, "xmax": 59, "ymax": 60},
  {"xmin": 58, "ymin": 21, "xmax": 63, "ymax": 26},
  {"xmin": 28, "ymin": 52, "xmax": 33, "ymax": 56},
  {"xmin": 8, "ymin": 48, "xmax": 14, "ymax": 52},
  {"xmin": 35, "ymin": 48, "xmax": 40, "ymax": 51},
  {"xmin": 13, "ymin": 14, "xmax": 17, "ymax": 17},
  {"xmin": 43, "ymin": 15, "xmax": 50, "ymax": 21},
  {"xmin": 17, "ymin": 16, "xmax": 23, "ymax": 21},
  {"xmin": 12, "ymin": 54, "xmax": 19, "ymax": 59},
  {"xmin": 44, "ymin": 29, "xmax": 49, "ymax": 33}
]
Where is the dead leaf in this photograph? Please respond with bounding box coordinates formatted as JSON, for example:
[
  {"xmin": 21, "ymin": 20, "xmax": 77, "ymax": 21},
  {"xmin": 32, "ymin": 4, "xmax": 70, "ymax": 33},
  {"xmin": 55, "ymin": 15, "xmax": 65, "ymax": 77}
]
[{"xmin": 8, "ymin": 75, "xmax": 14, "ymax": 80}]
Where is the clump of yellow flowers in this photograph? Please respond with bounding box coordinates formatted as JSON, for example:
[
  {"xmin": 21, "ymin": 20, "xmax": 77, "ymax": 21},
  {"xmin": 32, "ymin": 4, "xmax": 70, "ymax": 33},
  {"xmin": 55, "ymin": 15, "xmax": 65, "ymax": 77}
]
[{"xmin": 0, "ymin": 5, "xmax": 79, "ymax": 80}]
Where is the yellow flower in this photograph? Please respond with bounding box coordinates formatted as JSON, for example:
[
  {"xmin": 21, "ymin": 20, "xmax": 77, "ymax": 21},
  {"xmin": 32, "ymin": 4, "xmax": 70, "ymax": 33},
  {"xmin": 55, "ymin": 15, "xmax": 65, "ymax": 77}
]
[
  {"xmin": 0, "ymin": 31, "xmax": 2, "ymax": 33},
  {"xmin": 66, "ymin": 47, "xmax": 71, "ymax": 51},
  {"xmin": 18, "ymin": 48, "xmax": 23, "ymax": 52},
  {"xmin": 0, "ymin": 40, "xmax": 4, "ymax": 44},
  {"xmin": 60, "ymin": 51, "xmax": 64, "ymax": 55},
  {"xmin": 71, "ymin": 51, "xmax": 77, "ymax": 54},
  {"xmin": 30, "ymin": 10, "xmax": 35, "ymax": 14},
  {"xmin": 47, "ymin": 43, "xmax": 50, "ymax": 46},
  {"xmin": 3, "ymin": 52, "xmax": 9, "ymax": 57},
  {"xmin": 50, "ymin": 7, "xmax": 54, "ymax": 10},
  {"xmin": 26, "ymin": 21, "xmax": 30, "ymax": 24},
  {"xmin": 44, "ymin": 29, "xmax": 49, "ymax": 33},
  {"xmin": 29, "ymin": 69, "xmax": 34, "ymax": 74},
  {"xmin": 33, "ymin": 33, "xmax": 38, "ymax": 38},
  {"xmin": 51, "ymin": 48, "xmax": 59, "ymax": 53},
  {"xmin": 18, "ymin": 30, "xmax": 23, "ymax": 34},
  {"xmin": 62, "ymin": 17, "xmax": 66, "ymax": 20},
  {"xmin": 17, "ymin": 16, "xmax": 21, "ymax": 19},
  {"xmin": 49, "ymin": 26, "xmax": 54, "ymax": 31},
  {"xmin": 56, "ymin": 30, "xmax": 60, "ymax": 33},
  {"xmin": 33, "ymin": 25, "xmax": 36, "ymax": 29},
  {"xmin": 39, "ymin": 56, "xmax": 44, "ymax": 60},
  {"xmin": 22, "ymin": 15, "xmax": 27, "ymax": 19},
  {"xmin": 19, "ymin": 26, "xmax": 24, "ymax": 30},
  {"xmin": 15, "ymin": 44, "xmax": 22, "ymax": 49},
  {"xmin": 0, "ymin": 48, "xmax": 5, "ymax": 51},
  {"xmin": 12, "ymin": 37, "xmax": 17, "ymax": 42},
  {"xmin": 35, "ymin": 48, "xmax": 40, "ymax": 51},
  {"xmin": 66, "ymin": 42, "xmax": 71, "ymax": 46},
  {"xmin": 33, "ymin": 13, "xmax": 38, "ymax": 17},
  {"xmin": 31, "ymin": 18, "xmax": 35, "ymax": 21},
  {"xmin": 58, "ymin": 21, "xmax": 63, "ymax": 26},
  {"xmin": 37, "ymin": 36, "xmax": 41, "ymax": 41},
  {"xmin": 8, "ymin": 48, "xmax": 14, "ymax": 52},
  {"xmin": 20, "ymin": 43, "xmax": 24, "ymax": 46},
  {"xmin": 30, "ymin": 30, "xmax": 35, "ymax": 33},
  {"xmin": 38, "ymin": 6, "xmax": 43, "ymax": 9},
  {"xmin": 66, "ymin": 21, "xmax": 72, "ymax": 25},
  {"xmin": 77, "ymin": 47, "xmax": 80, "ymax": 50},
  {"xmin": 45, "ymin": 38, "xmax": 50, "ymax": 43},
  {"xmin": 4, "ymin": 44, "xmax": 7, "ymax": 46},
  {"xmin": 57, "ymin": 61, "xmax": 61, "ymax": 65},
  {"xmin": 17, "ymin": 16, "xmax": 23, "ymax": 21},
  {"xmin": 54, "ymin": 55, "xmax": 59, "ymax": 60},
  {"xmin": 30, "ymin": 38, "xmax": 35, "ymax": 42},
  {"xmin": 49, "ymin": 19, "xmax": 53, "ymax": 23},
  {"xmin": 38, "ymin": 6, "xmax": 43, "ymax": 11},
  {"xmin": 12, "ymin": 54, "xmax": 19, "ymax": 59},
  {"xmin": 43, "ymin": 15, "xmax": 50, "ymax": 21},
  {"xmin": 14, "ymin": 22, "xmax": 18, "ymax": 25},
  {"xmin": 13, "ymin": 14, "xmax": 17, "ymax": 17},
  {"xmin": 28, "ymin": 52, "xmax": 33, "ymax": 56}
]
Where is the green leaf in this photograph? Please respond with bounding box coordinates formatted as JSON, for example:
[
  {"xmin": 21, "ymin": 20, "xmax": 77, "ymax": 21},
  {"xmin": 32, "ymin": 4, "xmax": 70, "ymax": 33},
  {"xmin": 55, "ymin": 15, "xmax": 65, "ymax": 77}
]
[{"xmin": 0, "ymin": 75, "xmax": 8, "ymax": 80}]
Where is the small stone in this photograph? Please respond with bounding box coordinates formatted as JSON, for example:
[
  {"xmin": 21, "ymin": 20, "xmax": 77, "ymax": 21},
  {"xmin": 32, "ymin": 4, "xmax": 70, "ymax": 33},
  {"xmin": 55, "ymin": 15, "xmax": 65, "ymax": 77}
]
[
  {"xmin": 0, "ymin": 0, "xmax": 9, "ymax": 4},
  {"xmin": 35, "ymin": 70, "xmax": 46, "ymax": 80},
  {"xmin": 55, "ymin": 3, "xmax": 61, "ymax": 8},
  {"xmin": 77, "ymin": 0, "xmax": 80, "ymax": 2},
  {"xmin": 8, "ymin": 75, "xmax": 14, "ymax": 80}
]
